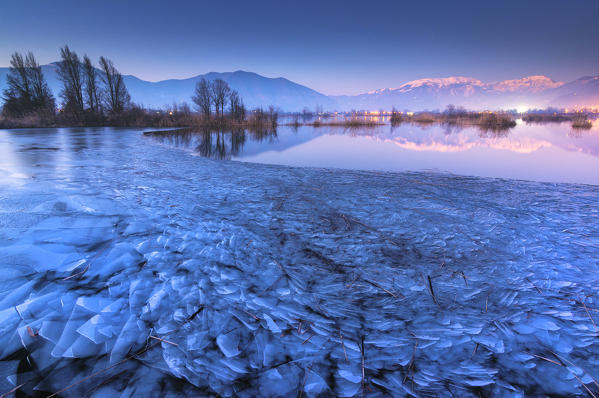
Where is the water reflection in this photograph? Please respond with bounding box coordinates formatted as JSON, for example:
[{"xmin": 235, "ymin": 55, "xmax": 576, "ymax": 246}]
[
  {"xmin": 147, "ymin": 120, "xmax": 599, "ymax": 159},
  {"xmin": 0, "ymin": 127, "xmax": 143, "ymax": 186},
  {"xmin": 145, "ymin": 128, "xmax": 277, "ymax": 160},
  {"xmin": 145, "ymin": 120, "xmax": 599, "ymax": 185},
  {"xmin": 1, "ymin": 122, "xmax": 598, "ymax": 186}
]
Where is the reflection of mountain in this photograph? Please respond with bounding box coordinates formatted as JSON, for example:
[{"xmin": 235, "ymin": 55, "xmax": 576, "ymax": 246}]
[
  {"xmin": 349, "ymin": 123, "xmax": 599, "ymax": 158},
  {"xmin": 145, "ymin": 122, "xmax": 599, "ymax": 162},
  {"xmin": 363, "ymin": 125, "xmax": 554, "ymax": 154}
]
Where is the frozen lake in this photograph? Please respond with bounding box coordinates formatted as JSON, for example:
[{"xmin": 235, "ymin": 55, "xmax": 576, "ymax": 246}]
[{"xmin": 0, "ymin": 127, "xmax": 598, "ymax": 397}]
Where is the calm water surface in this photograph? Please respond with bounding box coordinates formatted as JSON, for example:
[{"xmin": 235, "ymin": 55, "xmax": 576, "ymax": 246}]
[
  {"xmin": 1, "ymin": 119, "xmax": 598, "ymax": 185},
  {"xmin": 146, "ymin": 119, "xmax": 599, "ymax": 185}
]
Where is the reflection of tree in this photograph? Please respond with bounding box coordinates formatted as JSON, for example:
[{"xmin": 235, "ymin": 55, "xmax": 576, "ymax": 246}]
[
  {"xmin": 389, "ymin": 120, "xmax": 512, "ymax": 138},
  {"xmin": 568, "ymin": 127, "xmax": 593, "ymax": 138},
  {"xmin": 250, "ymin": 127, "xmax": 278, "ymax": 143},
  {"xmin": 441, "ymin": 123, "xmax": 464, "ymax": 136},
  {"xmin": 214, "ymin": 131, "xmax": 227, "ymax": 159},
  {"xmin": 230, "ymin": 129, "xmax": 246, "ymax": 157},
  {"xmin": 440, "ymin": 121, "xmax": 512, "ymax": 137},
  {"xmin": 194, "ymin": 129, "xmax": 228, "ymax": 160},
  {"xmin": 146, "ymin": 127, "xmax": 277, "ymax": 160},
  {"xmin": 196, "ymin": 129, "xmax": 213, "ymax": 158},
  {"xmin": 69, "ymin": 128, "xmax": 90, "ymax": 152},
  {"xmin": 477, "ymin": 127, "xmax": 510, "ymax": 138}
]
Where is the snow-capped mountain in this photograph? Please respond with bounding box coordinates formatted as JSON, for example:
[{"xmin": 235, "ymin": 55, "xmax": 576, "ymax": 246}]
[
  {"xmin": 367, "ymin": 77, "xmax": 485, "ymax": 94},
  {"xmin": 335, "ymin": 77, "xmax": 489, "ymax": 110},
  {"xmin": 396, "ymin": 77, "xmax": 486, "ymax": 92},
  {"xmin": 488, "ymin": 75, "xmax": 563, "ymax": 93},
  {"xmin": 333, "ymin": 75, "xmax": 573, "ymax": 111}
]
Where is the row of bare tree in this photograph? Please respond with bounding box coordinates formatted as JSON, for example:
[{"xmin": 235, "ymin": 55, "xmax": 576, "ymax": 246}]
[
  {"xmin": 1, "ymin": 46, "xmax": 130, "ymax": 123},
  {"xmin": 192, "ymin": 78, "xmax": 246, "ymax": 121},
  {"xmin": 56, "ymin": 45, "xmax": 130, "ymax": 121},
  {"xmin": 1, "ymin": 47, "xmax": 279, "ymax": 128},
  {"xmin": 1, "ymin": 52, "xmax": 55, "ymax": 119}
]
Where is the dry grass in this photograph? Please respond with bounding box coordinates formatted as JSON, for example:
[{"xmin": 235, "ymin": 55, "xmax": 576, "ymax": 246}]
[
  {"xmin": 390, "ymin": 112, "xmax": 403, "ymax": 126},
  {"xmin": 523, "ymin": 112, "xmax": 594, "ymax": 130},
  {"xmin": 389, "ymin": 110, "xmax": 517, "ymax": 131},
  {"xmin": 522, "ymin": 114, "xmax": 572, "ymax": 124},
  {"xmin": 0, "ymin": 106, "xmax": 278, "ymax": 129},
  {"xmin": 286, "ymin": 119, "xmax": 384, "ymax": 128},
  {"xmin": 0, "ymin": 114, "xmax": 57, "ymax": 128},
  {"xmin": 412, "ymin": 113, "xmax": 436, "ymax": 124},
  {"xmin": 572, "ymin": 116, "xmax": 593, "ymax": 130}
]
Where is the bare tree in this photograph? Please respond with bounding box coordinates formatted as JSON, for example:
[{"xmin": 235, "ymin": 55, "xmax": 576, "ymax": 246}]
[
  {"xmin": 229, "ymin": 90, "xmax": 245, "ymax": 121},
  {"xmin": 2, "ymin": 52, "xmax": 55, "ymax": 118},
  {"xmin": 301, "ymin": 107, "xmax": 312, "ymax": 122},
  {"xmin": 27, "ymin": 53, "xmax": 55, "ymax": 114},
  {"xmin": 2, "ymin": 53, "xmax": 31, "ymax": 117},
  {"xmin": 57, "ymin": 45, "xmax": 85, "ymax": 119},
  {"xmin": 192, "ymin": 78, "xmax": 212, "ymax": 117},
  {"xmin": 98, "ymin": 56, "xmax": 130, "ymax": 114},
  {"xmin": 179, "ymin": 102, "xmax": 191, "ymax": 115},
  {"xmin": 82, "ymin": 55, "xmax": 101, "ymax": 116},
  {"xmin": 211, "ymin": 79, "xmax": 230, "ymax": 118},
  {"xmin": 268, "ymin": 105, "xmax": 278, "ymax": 127}
]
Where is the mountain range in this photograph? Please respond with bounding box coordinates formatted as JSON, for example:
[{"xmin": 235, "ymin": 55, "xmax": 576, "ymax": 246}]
[
  {"xmin": 0, "ymin": 63, "xmax": 597, "ymax": 112},
  {"xmin": 332, "ymin": 76, "xmax": 599, "ymax": 111}
]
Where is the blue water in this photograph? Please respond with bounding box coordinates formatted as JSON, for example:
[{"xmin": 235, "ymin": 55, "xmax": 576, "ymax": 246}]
[
  {"xmin": 146, "ymin": 119, "xmax": 599, "ymax": 186},
  {"xmin": 0, "ymin": 127, "xmax": 598, "ymax": 397}
]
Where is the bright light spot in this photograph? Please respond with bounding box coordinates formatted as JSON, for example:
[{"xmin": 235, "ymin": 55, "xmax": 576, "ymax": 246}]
[{"xmin": 516, "ymin": 106, "xmax": 528, "ymax": 113}]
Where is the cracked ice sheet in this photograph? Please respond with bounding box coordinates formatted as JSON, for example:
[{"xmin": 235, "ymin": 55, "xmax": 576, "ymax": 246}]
[{"xmin": 0, "ymin": 127, "xmax": 598, "ymax": 397}]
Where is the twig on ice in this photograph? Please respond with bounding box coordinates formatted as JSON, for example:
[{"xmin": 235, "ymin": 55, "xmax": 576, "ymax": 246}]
[
  {"xmin": 425, "ymin": 275, "xmax": 439, "ymax": 306},
  {"xmin": 360, "ymin": 336, "xmax": 366, "ymax": 398},
  {"xmin": 150, "ymin": 335, "xmax": 178, "ymax": 346},
  {"xmin": 340, "ymin": 332, "xmax": 348, "ymax": 363}
]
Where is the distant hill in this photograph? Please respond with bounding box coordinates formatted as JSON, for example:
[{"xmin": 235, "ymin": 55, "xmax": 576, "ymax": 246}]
[
  {"xmin": 0, "ymin": 64, "xmax": 335, "ymax": 112},
  {"xmin": 547, "ymin": 76, "xmax": 599, "ymax": 108},
  {"xmin": 121, "ymin": 70, "xmax": 336, "ymax": 111},
  {"xmin": 0, "ymin": 63, "xmax": 597, "ymax": 111}
]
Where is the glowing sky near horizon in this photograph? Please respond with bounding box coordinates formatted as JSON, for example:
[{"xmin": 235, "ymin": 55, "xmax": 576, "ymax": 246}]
[{"xmin": 0, "ymin": 0, "xmax": 597, "ymax": 95}]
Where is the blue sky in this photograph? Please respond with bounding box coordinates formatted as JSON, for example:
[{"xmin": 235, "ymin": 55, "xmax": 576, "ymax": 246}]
[{"xmin": 1, "ymin": 0, "xmax": 597, "ymax": 95}]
